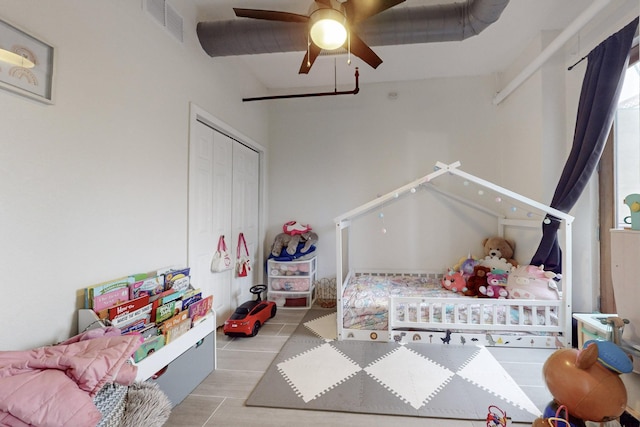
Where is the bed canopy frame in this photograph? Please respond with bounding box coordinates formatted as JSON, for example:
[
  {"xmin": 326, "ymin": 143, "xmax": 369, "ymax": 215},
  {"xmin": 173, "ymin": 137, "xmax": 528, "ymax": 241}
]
[{"xmin": 334, "ymin": 160, "xmax": 575, "ymax": 345}]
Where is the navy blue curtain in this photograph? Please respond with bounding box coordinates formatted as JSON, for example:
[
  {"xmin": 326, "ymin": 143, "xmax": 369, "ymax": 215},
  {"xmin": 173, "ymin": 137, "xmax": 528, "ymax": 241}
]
[{"xmin": 531, "ymin": 18, "xmax": 639, "ymax": 273}]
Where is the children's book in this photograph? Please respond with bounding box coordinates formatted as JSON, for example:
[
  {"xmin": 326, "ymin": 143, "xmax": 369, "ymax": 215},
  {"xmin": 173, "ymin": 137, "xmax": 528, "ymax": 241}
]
[
  {"xmin": 137, "ymin": 323, "xmax": 159, "ymax": 340},
  {"xmin": 188, "ymin": 295, "xmax": 213, "ymax": 324},
  {"xmin": 133, "ymin": 334, "xmax": 165, "ymax": 363},
  {"xmin": 161, "ymin": 290, "xmax": 185, "ymax": 305},
  {"xmin": 92, "ymin": 287, "xmax": 130, "ymax": 317},
  {"xmin": 180, "ymin": 292, "xmax": 202, "ymax": 310},
  {"xmin": 110, "ymin": 303, "xmax": 152, "ymax": 328},
  {"xmin": 155, "ymin": 300, "xmax": 183, "ymax": 324},
  {"xmin": 165, "ymin": 317, "xmax": 192, "ymax": 343},
  {"xmin": 84, "ymin": 276, "xmax": 134, "ymax": 309},
  {"xmin": 120, "ymin": 318, "xmax": 147, "ymax": 334},
  {"xmin": 165, "ymin": 268, "xmax": 191, "ymax": 291},
  {"xmin": 108, "ymin": 295, "xmax": 151, "ymax": 321},
  {"xmin": 161, "ymin": 311, "xmax": 189, "ymax": 333},
  {"xmin": 129, "ymin": 275, "xmax": 166, "ymax": 299}
]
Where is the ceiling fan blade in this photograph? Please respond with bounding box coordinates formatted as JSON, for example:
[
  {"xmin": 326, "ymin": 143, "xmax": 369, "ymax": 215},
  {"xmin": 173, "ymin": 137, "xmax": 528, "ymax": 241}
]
[
  {"xmin": 349, "ymin": 32, "xmax": 383, "ymax": 69},
  {"xmin": 314, "ymin": 0, "xmax": 333, "ymax": 7},
  {"xmin": 299, "ymin": 44, "xmax": 322, "ymax": 74},
  {"xmin": 233, "ymin": 8, "xmax": 309, "ymax": 23},
  {"xmin": 343, "ymin": 0, "xmax": 406, "ymax": 23}
]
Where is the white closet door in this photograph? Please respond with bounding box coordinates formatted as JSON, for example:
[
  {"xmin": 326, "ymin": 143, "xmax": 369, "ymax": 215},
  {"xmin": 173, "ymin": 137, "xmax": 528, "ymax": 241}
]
[
  {"xmin": 231, "ymin": 142, "xmax": 260, "ymax": 304},
  {"xmin": 188, "ymin": 120, "xmax": 233, "ymax": 326}
]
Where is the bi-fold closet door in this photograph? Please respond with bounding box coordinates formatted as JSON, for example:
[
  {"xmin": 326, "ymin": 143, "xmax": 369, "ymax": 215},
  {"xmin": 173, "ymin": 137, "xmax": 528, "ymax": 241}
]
[{"xmin": 188, "ymin": 119, "xmax": 260, "ymax": 327}]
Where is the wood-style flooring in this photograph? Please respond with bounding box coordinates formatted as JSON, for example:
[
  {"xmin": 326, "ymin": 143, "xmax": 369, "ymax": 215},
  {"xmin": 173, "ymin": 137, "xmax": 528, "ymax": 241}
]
[{"xmin": 164, "ymin": 307, "xmax": 554, "ymax": 426}]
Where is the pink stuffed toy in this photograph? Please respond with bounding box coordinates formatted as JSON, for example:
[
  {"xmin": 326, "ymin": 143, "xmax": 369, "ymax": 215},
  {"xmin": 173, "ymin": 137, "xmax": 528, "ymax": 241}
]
[
  {"xmin": 441, "ymin": 269, "xmax": 467, "ymax": 293},
  {"xmin": 479, "ymin": 284, "xmax": 509, "ymax": 299},
  {"xmin": 479, "ymin": 270, "xmax": 509, "ymax": 298},
  {"xmin": 506, "ymin": 264, "xmax": 560, "ymax": 300}
]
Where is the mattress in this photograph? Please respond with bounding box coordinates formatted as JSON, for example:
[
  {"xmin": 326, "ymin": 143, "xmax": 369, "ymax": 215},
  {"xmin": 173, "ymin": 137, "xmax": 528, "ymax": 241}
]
[
  {"xmin": 342, "ymin": 273, "xmax": 449, "ymax": 330},
  {"xmin": 342, "ymin": 273, "xmax": 558, "ymax": 331}
]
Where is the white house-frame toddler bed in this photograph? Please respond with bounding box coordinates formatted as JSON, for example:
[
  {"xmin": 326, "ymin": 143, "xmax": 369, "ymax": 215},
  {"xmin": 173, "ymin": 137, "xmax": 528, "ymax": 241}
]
[{"xmin": 334, "ymin": 161, "xmax": 574, "ymax": 348}]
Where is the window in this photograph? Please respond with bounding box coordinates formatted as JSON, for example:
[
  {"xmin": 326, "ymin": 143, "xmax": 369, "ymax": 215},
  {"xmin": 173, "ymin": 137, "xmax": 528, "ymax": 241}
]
[
  {"xmin": 599, "ymin": 43, "xmax": 639, "ymax": 313},
  {"xmin": 614, "ymin": 52, "xmax": 640, "ymax": 227}
]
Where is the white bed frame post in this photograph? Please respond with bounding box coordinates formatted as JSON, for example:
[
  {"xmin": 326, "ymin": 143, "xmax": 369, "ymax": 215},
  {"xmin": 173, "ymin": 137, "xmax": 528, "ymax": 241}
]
[
  {"xmin": 561, "ymin": 219, "xmax": 573, "ymax": 347},
  {"xmin": 336, "ymin": 220, "xmax": 349, "ymax": 340}
]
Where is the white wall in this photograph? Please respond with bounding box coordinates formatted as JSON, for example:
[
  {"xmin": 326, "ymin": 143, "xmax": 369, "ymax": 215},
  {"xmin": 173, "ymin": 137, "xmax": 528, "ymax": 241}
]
[
  {"xmin": 267, "ymin": 75, "xmax": 519, "ymax": 277},
  {"xmin": 0, "ymin": 1, "xmax": 269, "ymax": 350}
]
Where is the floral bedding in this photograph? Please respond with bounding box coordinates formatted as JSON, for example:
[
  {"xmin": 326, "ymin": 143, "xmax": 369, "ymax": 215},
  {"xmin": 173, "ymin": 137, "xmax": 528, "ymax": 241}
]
[
  {"xmin": 342, "ymin": 273, "xmax": 558, "ymax": 331},
  {"xmin": 342, "ymin": 274, "xmax": 448, "ymax": 330}
]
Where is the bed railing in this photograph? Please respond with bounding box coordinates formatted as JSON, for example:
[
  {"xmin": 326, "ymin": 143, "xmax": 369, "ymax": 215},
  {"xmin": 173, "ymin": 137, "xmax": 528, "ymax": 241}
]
[{"xmin": 389, "ymin": 296, "xmax": 564, "ymax": 335}]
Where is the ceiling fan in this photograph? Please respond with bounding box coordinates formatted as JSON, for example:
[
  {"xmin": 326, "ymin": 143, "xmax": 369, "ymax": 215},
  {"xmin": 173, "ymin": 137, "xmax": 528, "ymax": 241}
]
[{"xmin": 233, "ymin": 0, "xmax": 406, "ymax": 74}]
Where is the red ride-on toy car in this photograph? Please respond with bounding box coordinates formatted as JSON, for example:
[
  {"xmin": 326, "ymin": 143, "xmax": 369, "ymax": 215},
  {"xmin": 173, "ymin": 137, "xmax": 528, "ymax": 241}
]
[{"xmin": 223, "ymin": 285, "xmax": 277, "ymax": 337}]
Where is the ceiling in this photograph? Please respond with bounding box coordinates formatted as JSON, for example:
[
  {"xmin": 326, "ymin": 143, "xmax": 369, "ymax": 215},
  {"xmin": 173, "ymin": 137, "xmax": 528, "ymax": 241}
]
[{"xmin": 193, "ymin": 0, "xmax": 600, "ymax": 91}]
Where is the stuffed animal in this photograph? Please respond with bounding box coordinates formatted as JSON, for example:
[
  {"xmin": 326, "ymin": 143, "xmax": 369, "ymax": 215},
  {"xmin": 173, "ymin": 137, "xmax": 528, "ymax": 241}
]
[
  {"xmin": 506, "ymin": 264, "xmax": 560, "ymax": 300},
  {"xmin": 299, "ymin": 231, "xmax": 318, "ymax": 253},
  {"xmin": 479, "ymin": 255, "xmax": 514, "ymax": 272},
  {"xmin": 481, "ymin": 237, "xmax": 518, "ymax": 267},
  {"xmin": 487, "ymin": 269, "xmax": 509, "ymax": 286},
  {"xmin": 479, "ymin": 284, "xmax": 509, "ymax": 299},
  {"xmin": 441, "ymin": 269, "xmax": 467, "ymax": 293},
  {"xmin": 466, "ymin": 265, "xmax": 490, "ymax": 297},
  {"xmin": 271, "ymin": 230, "xmax": 318, "ymax": 257},
  {"xmin": 271, "ymin": 232, "xmax": 301, "ymax": 256},
  {"xmin": 453, "ymin": 255, "xmax": 478, "ymax": 279}
]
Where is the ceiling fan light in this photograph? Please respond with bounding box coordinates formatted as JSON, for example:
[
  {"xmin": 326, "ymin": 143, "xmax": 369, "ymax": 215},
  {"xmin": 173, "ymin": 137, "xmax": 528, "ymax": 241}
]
[
  {"xmin": 309, "ymin": 8, "xmax": 347, "ymax": 50},
  {"xmin": 0, "ymin": 49, "xmax": 35, "ymax": 68}
]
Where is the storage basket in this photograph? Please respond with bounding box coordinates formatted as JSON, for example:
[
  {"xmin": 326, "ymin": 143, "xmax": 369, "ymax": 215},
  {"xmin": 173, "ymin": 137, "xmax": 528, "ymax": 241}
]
[
  {"xmin": 94, "ymin": 383, "xmax": 128, "ymax": 427},
  {"xmin": 315, "ymin": 277, "xmax": 336, "ymax": 308}
]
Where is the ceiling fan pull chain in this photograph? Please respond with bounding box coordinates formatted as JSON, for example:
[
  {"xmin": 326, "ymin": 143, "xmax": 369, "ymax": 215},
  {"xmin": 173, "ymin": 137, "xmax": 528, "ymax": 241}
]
[
  {"xmin": 307, "ymin": 32, "xmax": 311, "ymax": 67},
  {"xmin": 347, "ymin": 31, "xmax": 351, "ymax": 66}
]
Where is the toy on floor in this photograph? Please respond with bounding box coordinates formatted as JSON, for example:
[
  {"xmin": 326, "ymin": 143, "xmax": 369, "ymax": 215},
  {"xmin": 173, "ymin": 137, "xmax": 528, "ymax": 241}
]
[
  {"xmin": 486, "ymin": 405, "xmax": 507, "ymax": 426},
  {"xmin": 537, "ymin": 401, "xmax": 586, "ymax": 427},
  {"xmin": 542, "ymin": 340, "xmax": 632, "ymax": 422},
  {"xmin": 223, "ymin": 285, "xmax": 277, "ymax": 337}
]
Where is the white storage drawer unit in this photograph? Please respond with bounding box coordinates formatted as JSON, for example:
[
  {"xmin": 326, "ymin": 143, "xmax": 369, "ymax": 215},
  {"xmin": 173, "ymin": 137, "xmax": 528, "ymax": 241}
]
[
  {"xmin": 267, "ymin": 256, "xmax": 317, "ymax": 308},
  {"xmin": 151, "ymin": 331, "xmax": 214, "ymax": 407}
]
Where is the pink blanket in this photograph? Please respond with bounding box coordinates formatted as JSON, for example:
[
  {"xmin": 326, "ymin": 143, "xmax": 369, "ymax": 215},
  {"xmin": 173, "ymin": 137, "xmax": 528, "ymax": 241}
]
[{"xmin": 0, "ymin": 327, "xmax": 141, "ymax": 427}]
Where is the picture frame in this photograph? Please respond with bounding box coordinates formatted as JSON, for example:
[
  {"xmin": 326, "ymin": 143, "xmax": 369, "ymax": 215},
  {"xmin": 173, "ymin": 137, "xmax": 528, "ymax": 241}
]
[{"xmin": 0, "ymin": 17, "xmax": 55, "ymax": 104}]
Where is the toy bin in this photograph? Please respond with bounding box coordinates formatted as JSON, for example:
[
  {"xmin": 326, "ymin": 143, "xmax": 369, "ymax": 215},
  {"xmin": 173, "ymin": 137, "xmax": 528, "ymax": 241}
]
[
  {"xmin": 268, "ymin": 289, "xmax": 316, "ymax": 309},
  {"xmin": 268, "ymin": 256, "xmax": 317, "ymax": 309}
]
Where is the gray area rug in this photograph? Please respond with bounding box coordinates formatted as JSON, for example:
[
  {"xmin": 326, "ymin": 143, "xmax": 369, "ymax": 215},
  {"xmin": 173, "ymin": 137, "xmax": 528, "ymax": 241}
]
[{"xmin": 246, "ymin": 309, "xmax": 543, "ymax": 422}]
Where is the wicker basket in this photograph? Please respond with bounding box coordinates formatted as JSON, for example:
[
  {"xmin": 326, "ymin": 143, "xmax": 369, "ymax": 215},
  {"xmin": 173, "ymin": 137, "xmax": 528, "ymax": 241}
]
[
  {"xmin": 315, "ymin": 277, "xmax": 337, "ymax": 308},
  {"xmin": 94, "ymin": 383, "xmax": 128, "ymax": 427}
]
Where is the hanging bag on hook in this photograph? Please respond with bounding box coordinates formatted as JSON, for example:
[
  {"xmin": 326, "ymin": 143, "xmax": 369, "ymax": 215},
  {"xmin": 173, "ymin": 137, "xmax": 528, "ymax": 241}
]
[
  {"xmin": 236, "ymin": 233, "xmax": 251, "ymax": 277},
  {"xmin": 211, "ymin": 235, "xmax": 232, "ymax": 272}
]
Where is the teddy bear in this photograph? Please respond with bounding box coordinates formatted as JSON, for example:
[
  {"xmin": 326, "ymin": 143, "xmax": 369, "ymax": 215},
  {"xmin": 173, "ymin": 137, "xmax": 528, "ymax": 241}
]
[{"xmin": 480, "ymin": 236, "xmax": 518, "ymax": 268}]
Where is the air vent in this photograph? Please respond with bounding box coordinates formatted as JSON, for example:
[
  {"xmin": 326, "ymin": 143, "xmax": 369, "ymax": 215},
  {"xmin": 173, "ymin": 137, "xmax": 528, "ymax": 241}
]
[
  {"xmin": 143, "ymin": 0, "xmax": 183, "ymax": 44},
  {"xmin": 165, "ymin": 3, "xmax": 183, "ymax": 43},
  {"xmin": 145, "ymin": 0, "xmax": 165, "ymax": 26}
]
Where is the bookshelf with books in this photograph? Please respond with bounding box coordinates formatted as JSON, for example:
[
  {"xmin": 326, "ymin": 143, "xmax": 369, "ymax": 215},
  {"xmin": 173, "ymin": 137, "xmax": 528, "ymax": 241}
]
[{"xmin": 77, "ymin": 267, "xmax": 216, "ymax": 404}]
